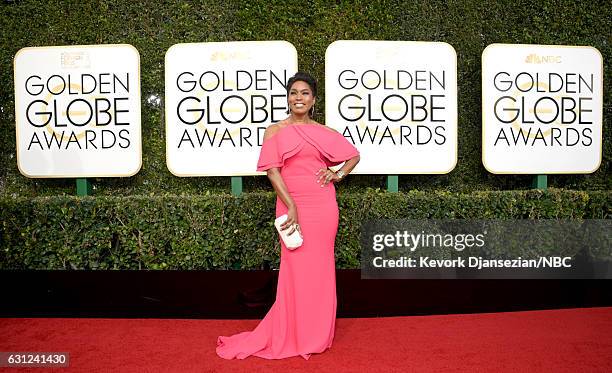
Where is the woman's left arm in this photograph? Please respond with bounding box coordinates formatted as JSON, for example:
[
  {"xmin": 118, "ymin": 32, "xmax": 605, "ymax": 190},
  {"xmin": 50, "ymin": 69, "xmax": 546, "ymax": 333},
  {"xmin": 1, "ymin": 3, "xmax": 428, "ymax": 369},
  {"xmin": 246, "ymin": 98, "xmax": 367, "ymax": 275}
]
[{"xmin": 316, "ymin": 154, "xmax": 360, "ymax": 186}]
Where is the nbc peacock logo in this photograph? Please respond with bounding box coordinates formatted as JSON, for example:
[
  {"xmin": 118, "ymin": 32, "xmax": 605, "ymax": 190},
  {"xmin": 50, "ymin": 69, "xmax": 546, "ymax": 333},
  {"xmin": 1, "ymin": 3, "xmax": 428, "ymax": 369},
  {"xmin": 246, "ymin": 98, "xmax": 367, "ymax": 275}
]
[{"xmin": 525, "ymin": 53, "xmax": 561, "ymax": 64}]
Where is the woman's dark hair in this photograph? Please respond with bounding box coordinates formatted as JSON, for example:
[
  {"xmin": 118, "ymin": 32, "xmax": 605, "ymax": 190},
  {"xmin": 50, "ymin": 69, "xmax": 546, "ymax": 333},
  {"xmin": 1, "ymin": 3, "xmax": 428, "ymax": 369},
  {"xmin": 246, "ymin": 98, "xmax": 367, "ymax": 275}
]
[
  {"xmin": 286, "ymin": 71, "xmax": 318, "ymax": 97},
  {"xmin": 286, "ymin": 72, "xmax": 318, "ymax": 117}
]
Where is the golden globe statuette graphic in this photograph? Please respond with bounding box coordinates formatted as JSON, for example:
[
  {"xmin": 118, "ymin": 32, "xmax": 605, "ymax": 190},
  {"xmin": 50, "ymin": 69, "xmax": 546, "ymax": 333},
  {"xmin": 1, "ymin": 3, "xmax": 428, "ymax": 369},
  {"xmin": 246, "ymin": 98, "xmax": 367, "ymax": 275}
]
[
  {"xmin": 14, "ymin": 44, "xmax": 142, "ymax": 178},
  {"xmin": 481, "ymin": 44, "xmax": 603, "ymax": 174}
]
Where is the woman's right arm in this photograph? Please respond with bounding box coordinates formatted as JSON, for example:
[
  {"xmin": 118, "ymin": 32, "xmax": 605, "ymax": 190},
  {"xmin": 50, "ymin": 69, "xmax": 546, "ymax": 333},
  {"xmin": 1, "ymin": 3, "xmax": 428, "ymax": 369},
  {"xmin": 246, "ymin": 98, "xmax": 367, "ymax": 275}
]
[
  {"xmin": 263, "ymin": 125, "xmax": 300, "ymax": 236},
  {"xmin": 266, "ymin": 168, "xmax": 299, "ymax": 235}
]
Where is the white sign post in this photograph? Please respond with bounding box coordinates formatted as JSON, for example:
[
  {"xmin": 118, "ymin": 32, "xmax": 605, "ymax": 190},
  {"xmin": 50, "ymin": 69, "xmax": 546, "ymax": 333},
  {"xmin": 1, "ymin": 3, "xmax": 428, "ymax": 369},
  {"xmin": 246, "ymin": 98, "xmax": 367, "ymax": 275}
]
[
  {"xmin": 14, "ymin": 44, "xmax": 142, "ymax": 191},
  {"xmin": 482, "ymin": 44, "xmax": 603, "ymax": 183},
  {"xmin": 165, "ymin": 41, "xmax": 298, "ymax": 195},
  {"xmin": 325, "ymin": 40, "xmax": 458, "ymax": 191}
]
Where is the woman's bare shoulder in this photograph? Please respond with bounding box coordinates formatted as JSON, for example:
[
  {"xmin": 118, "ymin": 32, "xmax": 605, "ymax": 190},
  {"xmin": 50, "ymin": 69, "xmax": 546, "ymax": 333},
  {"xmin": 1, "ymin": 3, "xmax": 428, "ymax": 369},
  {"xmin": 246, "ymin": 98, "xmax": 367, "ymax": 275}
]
[
  {"xmin": 277, "ymin": 118, "xmax": 293, "ymax": 127},
  {"xmin": 263, "ymin": 123, "xmax": 282, "ymax": 140}
]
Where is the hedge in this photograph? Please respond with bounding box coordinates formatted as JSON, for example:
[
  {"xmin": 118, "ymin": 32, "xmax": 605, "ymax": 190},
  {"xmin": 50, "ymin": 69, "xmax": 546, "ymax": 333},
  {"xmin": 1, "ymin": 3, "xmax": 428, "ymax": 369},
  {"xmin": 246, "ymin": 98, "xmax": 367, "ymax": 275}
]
[
  {"xmin": 0, "ymin": 0, "xmax": 610, "ymax": 197},
  {"xmin": 1, "ymin": 189, "xmax": 609, "ymax": 270}
]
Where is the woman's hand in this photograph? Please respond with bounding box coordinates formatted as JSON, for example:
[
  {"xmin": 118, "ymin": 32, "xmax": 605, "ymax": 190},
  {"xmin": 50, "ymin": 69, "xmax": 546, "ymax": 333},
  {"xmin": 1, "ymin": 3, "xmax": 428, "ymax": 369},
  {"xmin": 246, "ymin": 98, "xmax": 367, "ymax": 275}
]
[
  {"xmin": 316, "ymin": 168, "xmax": 340, "ymax": 186},
  {"xmin": 281, "ymin": 205, "xmax": 302, "ymax": 237}
]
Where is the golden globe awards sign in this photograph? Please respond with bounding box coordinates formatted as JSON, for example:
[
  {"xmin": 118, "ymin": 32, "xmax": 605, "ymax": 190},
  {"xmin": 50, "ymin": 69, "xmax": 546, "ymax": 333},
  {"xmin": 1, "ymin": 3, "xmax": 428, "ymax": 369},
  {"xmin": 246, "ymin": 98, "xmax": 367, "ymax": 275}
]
[
  {"xmin": 325, "ymin": 40, "xmax": 457, "ymax": 174},
  {"xmin": 14, "ymin": 44, "xmax": 142, "ymax": 177},
  {"xmin": 482, "ymin": 44, "xmax": 603, "ymax": 174},
  {"xmin": 165, "ymin": 41, "xmax": 297, "ymax": 176}
]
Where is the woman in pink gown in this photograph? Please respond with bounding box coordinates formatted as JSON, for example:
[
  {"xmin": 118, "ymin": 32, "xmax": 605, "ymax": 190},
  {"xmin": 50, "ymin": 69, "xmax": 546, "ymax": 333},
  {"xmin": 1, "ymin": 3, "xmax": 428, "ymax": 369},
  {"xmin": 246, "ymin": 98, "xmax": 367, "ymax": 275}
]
[{"xmin": 216, "ymin": 72, "xmax": 360, "ymax": 360}]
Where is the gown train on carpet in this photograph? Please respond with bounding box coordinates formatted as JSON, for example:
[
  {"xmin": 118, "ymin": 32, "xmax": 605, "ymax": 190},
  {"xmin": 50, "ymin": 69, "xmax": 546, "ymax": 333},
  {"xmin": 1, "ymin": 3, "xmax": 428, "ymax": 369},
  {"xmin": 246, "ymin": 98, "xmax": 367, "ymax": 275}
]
[{"xmin": 216, "ymin": 124, "xmax": 359, "ymax": 360}]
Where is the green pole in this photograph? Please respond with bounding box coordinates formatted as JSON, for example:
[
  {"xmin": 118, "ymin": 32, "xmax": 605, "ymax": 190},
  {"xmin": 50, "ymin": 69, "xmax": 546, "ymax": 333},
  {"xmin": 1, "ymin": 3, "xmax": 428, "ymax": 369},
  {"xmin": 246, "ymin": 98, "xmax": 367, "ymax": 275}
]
[
  {"xmin": 532, "ymin": 175, "xmax": 547, "ymax": 190},
  {"xmin": 387, "ymin": 175, "xmax": 398, "ymax": 193},
  {"xmin": 231, "ymin": 176, "xmax": 243, "ymax": 196},
  {"xmin": 76, "ymin": 178, "xmax": 92, "ymax": 196}
]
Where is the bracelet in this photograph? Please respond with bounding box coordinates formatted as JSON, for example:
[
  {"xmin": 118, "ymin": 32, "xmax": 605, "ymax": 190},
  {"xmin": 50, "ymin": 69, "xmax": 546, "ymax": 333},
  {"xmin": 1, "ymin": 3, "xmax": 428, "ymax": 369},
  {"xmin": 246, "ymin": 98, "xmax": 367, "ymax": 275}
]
[{"xmin": 336, "ymin": 170, "xmax": 346, "ymax": 180}]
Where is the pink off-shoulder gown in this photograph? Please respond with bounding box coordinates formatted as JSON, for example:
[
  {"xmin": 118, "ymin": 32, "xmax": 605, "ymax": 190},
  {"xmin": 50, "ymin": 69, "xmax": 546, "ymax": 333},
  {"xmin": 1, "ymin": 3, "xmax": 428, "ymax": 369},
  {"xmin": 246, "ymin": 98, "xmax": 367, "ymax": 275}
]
[{"xmin": 216, "ymin": 123, "xmax": 359, "ymax": 360}]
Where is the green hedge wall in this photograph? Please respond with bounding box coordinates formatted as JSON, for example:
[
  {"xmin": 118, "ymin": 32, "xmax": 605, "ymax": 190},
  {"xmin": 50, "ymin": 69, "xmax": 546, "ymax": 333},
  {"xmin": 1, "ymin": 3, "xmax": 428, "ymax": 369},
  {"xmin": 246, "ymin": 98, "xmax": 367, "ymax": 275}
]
[
  {"xmin": 0, "ymin": 0, "xmax": 610, "ymax": 197},
  {"xmin": 1, "ymin": 189, "xmax": 610, "ymax": 270}
]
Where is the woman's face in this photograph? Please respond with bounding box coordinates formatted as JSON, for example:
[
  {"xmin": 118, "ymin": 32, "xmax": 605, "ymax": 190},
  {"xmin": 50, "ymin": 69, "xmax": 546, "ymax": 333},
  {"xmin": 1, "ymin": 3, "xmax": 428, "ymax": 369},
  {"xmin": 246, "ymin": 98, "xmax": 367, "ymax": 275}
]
[{"xmin": 288, "ymin": 80, "xmax": 315, "ymax": 117}]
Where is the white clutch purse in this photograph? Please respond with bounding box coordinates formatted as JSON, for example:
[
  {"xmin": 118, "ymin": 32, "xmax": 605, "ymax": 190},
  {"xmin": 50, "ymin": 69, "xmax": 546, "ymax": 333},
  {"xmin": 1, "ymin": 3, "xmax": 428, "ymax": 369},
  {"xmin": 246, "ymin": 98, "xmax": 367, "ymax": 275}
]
[{"xmin": 274, "ymin": 214, "xmax": 303, "ymax": 250}]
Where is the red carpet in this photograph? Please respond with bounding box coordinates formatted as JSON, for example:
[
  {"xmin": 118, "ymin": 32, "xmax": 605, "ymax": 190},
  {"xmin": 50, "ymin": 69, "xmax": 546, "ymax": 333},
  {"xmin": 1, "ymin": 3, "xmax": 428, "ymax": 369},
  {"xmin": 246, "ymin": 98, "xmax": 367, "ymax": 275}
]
[{"xmin": 1, "ymin": 307, "xmax": 611, "ymax": 372}]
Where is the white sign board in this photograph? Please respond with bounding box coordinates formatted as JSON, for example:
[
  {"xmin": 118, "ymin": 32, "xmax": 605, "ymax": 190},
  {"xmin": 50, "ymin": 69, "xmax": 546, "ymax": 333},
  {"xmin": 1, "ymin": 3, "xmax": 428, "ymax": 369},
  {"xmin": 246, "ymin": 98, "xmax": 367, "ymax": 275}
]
[
  {"xmin": 482, "ymin": 44, "xmax": 603, "ymax": 174},
  {"xmin": 14, "ymin": 44, "xmax": 142, "ymax": 178},
  {"xmin": 165, "ymin": 41, "xmax": 297, "ymax": 176},
  {"xmin": 325, "ymin": 40, "xmax": 457, "ymax": 174}
]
